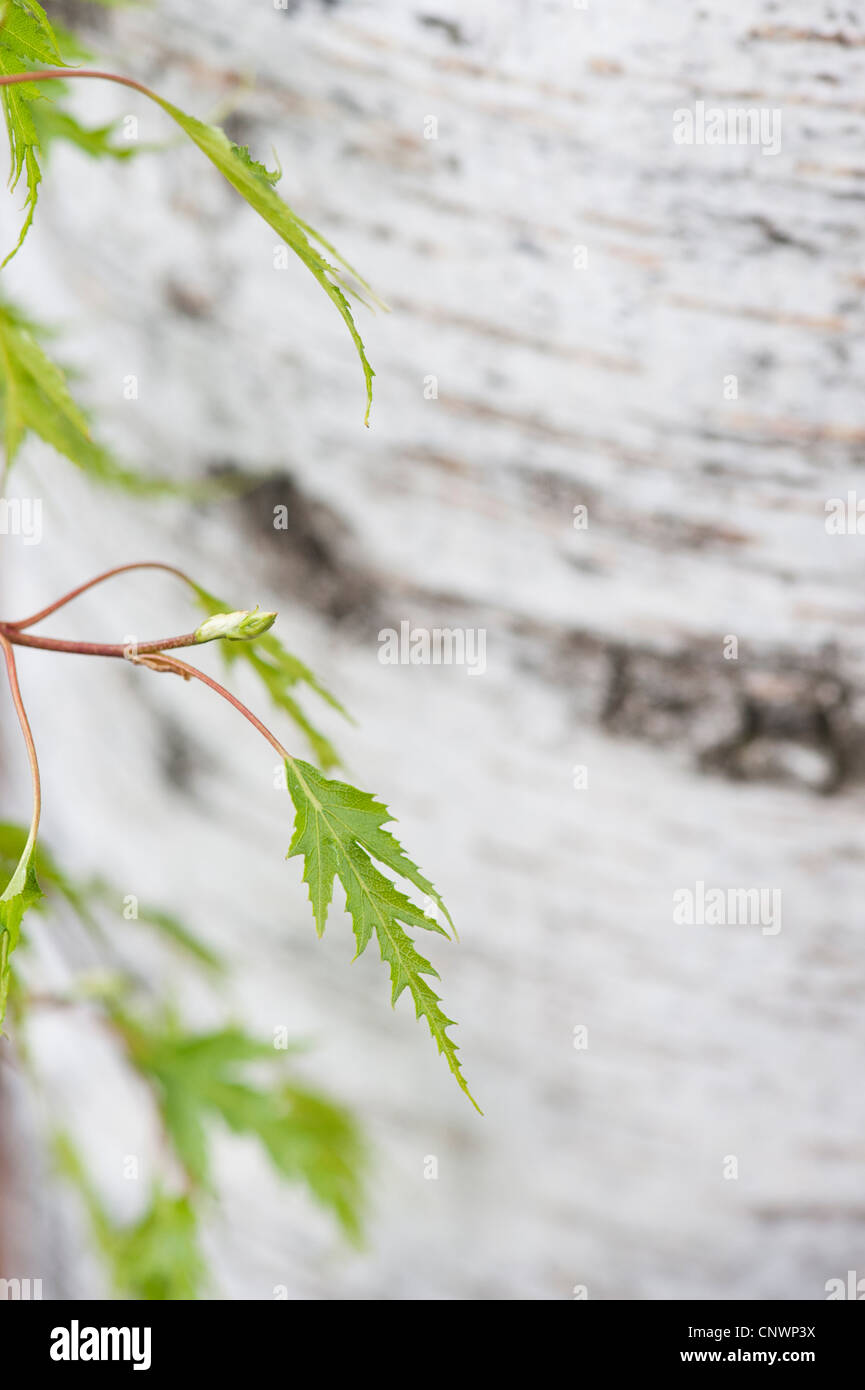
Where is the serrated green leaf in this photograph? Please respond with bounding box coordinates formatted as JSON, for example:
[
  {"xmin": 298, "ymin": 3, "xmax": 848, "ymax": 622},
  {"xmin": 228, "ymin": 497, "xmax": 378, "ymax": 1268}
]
[
  {"xmin": 55, "ymin": 1135, "xmax": 207, "ymax": 1301},
  {"xmin": 1, "ymin": 1, "xmax": 63, "ymax": 66},
  {"xmin": 0, "ymin": 0, "xmax": 68, "ymax": 263},
  {"xmin": 105, "ymin": 1190, "xmax": 205, "ymax": 1301},
  {"xmin": 0, "ymin": 857, "xmax": 40, "ymax": 1026},
  {"xmin": 31, "ymin": 104, "xmax": 138, "ymax": 160},
  {"xmin": 0, "ymin": 821, "xmax": 222, "ymax": 974},
  {"xmin": 0, "ymin": 781, "xmax": 42, "ymax": 1031},
  {"xmin": 0, "ymin": 33, "xmax": 376, "ymax": 412},
  {"xmin": 283, "ymin": 757, "xmax": 479, "ymax": 1112},
  {"xmin": 225, "ymin": 1080, "xmax": 364, "ymax": 1244},
  {"xmin": 117, "ymin": 902, "xmax": 223, "ymax": 973},
  {"xmin": 232, "ymin": 142, "xmax": 280, "ymax": 185},
  {"xmin": 118, "ymin": 1013, "xmax": 365, "ymax": 1238},
  {"xmin": 0, "ymin": 56, "xmax": 41, "ymax": 265},
  {"xmin": 146, "ymin": 98, "xmax": 375, "ymax": 423},
  {"xmin": 0, "ymin": 1, "xmax": 143, "ymax": 260},
  {"xmin": 0, "ymin": 299, "xmax": 170, "ymax": 488}
]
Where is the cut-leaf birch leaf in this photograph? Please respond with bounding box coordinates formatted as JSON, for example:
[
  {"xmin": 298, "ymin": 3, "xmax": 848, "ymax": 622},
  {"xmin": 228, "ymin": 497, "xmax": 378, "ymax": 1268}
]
[
  {"xmin": 283, "ymin": 756, "xmax": 480, "ymax": 1113},
  {"xmin": 31, "ymin": 103, "xmax": 139, "ymax": 160},
  {"xmin": 136, "ymin": 98, "xmax": 376, "ymax": 424},
  {"xmin": 0, "ymin": 300, "xmax": 171, "ymax": 489},
  {"xmin": 116, "ymin": 1013, "xmax": 365, "ymax": 1240},
  {"xmin": 0, "ymin": 0, "xmax": 68, "ymax": 264},
  {"xmin": 0, "ymin": 821, "xmax": 224, "ymax": 975},
  {"xmin": 0, "ymin": 55, "xmax": 378, "ymax": 421},
  {"xmin": 0, "ymin": 625, "xmax": 41, "ymax": 1029},
  {"xmin": 0, "ymin": 853, "xmax": 40, "ymax": 1026},
  {"xmin": 54, "ymin": 1134, "xmax": 208, "ymax": 1301}
]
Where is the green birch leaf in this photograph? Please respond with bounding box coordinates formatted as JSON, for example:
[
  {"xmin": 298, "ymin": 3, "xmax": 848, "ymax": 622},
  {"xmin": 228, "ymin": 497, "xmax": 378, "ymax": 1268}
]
[
  {"xmin": 0, "ymin": 821, "xmax": 222, "ymax": 974},
  {"xmin": 283, "ymin": 757, "xmax": 480, "ymax": 1112},
  {"xmin": 104, "ymin": 1190, "xmax": 206, "ymax": 1301},
  {"xmin": 31, "ymin": 104, "xmax": 138, "ymax": 159},
  {"xmin": 118, "ymin": 1014, "xmax": 364, "ymax": 1238},
  {"xmin": 223, "ymin": 1080, "xmax": 365, "ymax": 1244},
  {"xmin": 0, "ymin": 56, "xmax": 41, "ymax": 265},
  {"xmin": 0, "ymin": 829, "xmax": 41, "ymax": 1029},
  {"xmin": 0, "ymin": 1, "xmax": 63, "ymax": 66},
  {"xmin": 144, "ymin": 99, "xmax": 375, "ymax": 423},
  {"xmin": 55, "ymin": 1136, "xmax": 207, "ymax": 1301},
  {"xmin": 115, "ymin": 902, "xmax": 223, "ymax": 973},
  {"xmin": 0, "ymin": 14, "xmax": 376, "ymax": 412},
  {"xmin": 0, "ymin": 300, "xmax": 170, "ymax": 489},
  {"xmin": 0, "ymin": 0, "xmax": 68, "ymax": 263}
]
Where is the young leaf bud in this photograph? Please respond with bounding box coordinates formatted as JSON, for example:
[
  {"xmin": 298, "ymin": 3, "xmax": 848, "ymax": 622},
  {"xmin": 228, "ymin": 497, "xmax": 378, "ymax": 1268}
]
[{"xmin": 194, "ymin": 608, "xmax": 277, "ymax": 643}]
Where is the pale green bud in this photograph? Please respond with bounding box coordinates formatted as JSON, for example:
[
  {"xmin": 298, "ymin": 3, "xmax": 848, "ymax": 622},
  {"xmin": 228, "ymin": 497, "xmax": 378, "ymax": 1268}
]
[{"xmin": 194, "ymin": 607, "xmax": 277, "ymax": 643}]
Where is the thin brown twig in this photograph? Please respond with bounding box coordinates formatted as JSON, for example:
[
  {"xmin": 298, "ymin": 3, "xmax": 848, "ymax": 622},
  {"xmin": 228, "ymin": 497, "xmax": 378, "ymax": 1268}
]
[
  {"xmin": 0, "ymin": 631, "xmax": 41, "ymax": 870},
  {"xmin": 7, "ymin": 562, "xmax": 196, "ymax": 631},
  {"xmin": 0, "ymin": 582, "xmax": 290, "ymax": 872},
  {"xmin": 0, "ymin": 68, "xmax": 158, "ymax": 99},
  {"xmin": 0, "ymin": 625, "xmax": 199, "ymax": 659},
  {"xmin": 130, "ymin": 651, "xmax": 290, "ymax": 760}
]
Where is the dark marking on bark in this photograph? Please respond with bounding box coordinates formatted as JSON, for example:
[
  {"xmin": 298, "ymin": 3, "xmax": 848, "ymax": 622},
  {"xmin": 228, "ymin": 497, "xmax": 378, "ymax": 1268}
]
[
  {"xmin": 208, "ymin": 466, "xmax": 379, "ymax": 628},
  {"xmin": 417, "ymin": 15, "xmax": 468, "ymax": 46}
]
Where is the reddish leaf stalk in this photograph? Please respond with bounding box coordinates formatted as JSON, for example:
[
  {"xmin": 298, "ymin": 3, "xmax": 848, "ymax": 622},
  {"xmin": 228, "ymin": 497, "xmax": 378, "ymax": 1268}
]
[
  {"xmin": 7, "ymin": 562, "xmax": 196, "ymax": 630},
  {"xmin": 128, "ymin": 652, "xmax": 290, "ymax": 760},
  {"xmin": 0, "ymin": 632, "xmax": 41, "ymax": 861},
  {"xmin": 0, "ymin": 565, "xmax": 289, "ymax": 764},
  {"xmin": 0, "ymin": 68, "xmax": 159, "ymax": 100},
  {"xmin": 0, "ymin": 625, "xmax": 199, "ymax": 658}
]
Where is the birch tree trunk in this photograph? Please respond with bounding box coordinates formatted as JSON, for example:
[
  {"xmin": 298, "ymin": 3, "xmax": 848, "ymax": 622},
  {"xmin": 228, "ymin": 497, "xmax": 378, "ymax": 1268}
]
[{"xmin": 2, "ymin": 0, "xmax": 864, "ymax": 1299}]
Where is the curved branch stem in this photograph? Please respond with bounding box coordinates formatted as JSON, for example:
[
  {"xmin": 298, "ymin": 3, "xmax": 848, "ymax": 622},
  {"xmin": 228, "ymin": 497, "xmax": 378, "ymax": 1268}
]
[
  {"xmin": 7, "ymin": 562, "xmax": 196, "ymax": 631},
  {"xmin": 0, "ymin": 68, "xmax": 158, "ymax": 100},
  {"xmin": 132, "ymin": 652, "xmax": 290, "ymax": 760},
  {"xmin": 0, "ymin": 624, "xmax": 198, "ymax": 659},
  {"xmin": 1, "ymin": 612, "xmax": 290, "ymax": 759},
  {"xmin": 0, "ymin": 632, "xmax": 41, "ymax": 894},
  {"xmin": 0, "ymin": 561, "xmax": 289, "ymax": 861}
]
